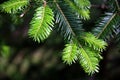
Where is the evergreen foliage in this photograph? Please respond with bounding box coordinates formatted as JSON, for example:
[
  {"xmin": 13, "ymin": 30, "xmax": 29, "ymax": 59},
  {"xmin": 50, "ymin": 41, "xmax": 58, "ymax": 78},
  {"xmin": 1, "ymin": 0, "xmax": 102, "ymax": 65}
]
[
  {"xmin": 1, "ymin": 0, "xmax": 120, "ymax": 75},
  {"xmin": 81, "ymin": 33, "xmax": 107, "ymax": 51},
  {"xmin": 28, "ymin": 5, "xmax": 54, "ymax": 42},
  {"xmin": 0, "ymin": 0, "xmax": 29, "ymax": 13},
  {"xmin": 62, "ymin": 43, "xmax": 78, "ymax": 65},
  {"xmin": 64, "ymin": 0, "xmax": 90, "ymax": 19},
  {"xmin": 93, "ymin": 12, "xmax": 120, "ymax": 39},
  {"xmin": 78, "ymin": 46, "xmax": 100, "ymax": 74},
  {"xmin": 55, "ymin": 1, "xmax": 83, "ymax": 40}
]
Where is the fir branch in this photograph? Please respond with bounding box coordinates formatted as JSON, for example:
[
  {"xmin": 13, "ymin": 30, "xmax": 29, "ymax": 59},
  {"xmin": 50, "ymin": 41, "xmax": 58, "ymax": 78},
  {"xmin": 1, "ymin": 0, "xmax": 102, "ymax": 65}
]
[
  {"xmin": 97, "ymin": 13, "xmax": 117, "ymax": 38},
  {"xmin": 81, "ymin": 33, "xmax": 107, "ymax": 51},
  {"xmin": 64, "ymin": 0, "xmax": 90, "ymax": 19},
  {"xmin": 54, "ymin": 1, "xmax": 82, "ymax": 40},
  {"xmin": 54, "ymin": 1, "xmax": 106, "ymax": 74},
  {"xmin": 0, "ymin": 0, "xmax": 29, "ymax": 13},
  {"xmin": 62, "ymin": 43, "xmax": 78, "ymax": 65},
  {"xmin": 28, "ymin": 5, "xmax": 54, "ymax": 42},
  {"xmin": 93, "ymin": 12, "xmax": 120, "ymax": 39},
  {"xmin": 78, "ymin": 46, "xmax": 100, "ymax": 75},
  {"xmin": 73, "ymin": 0, "xmax": 91, "ymax": 9}
]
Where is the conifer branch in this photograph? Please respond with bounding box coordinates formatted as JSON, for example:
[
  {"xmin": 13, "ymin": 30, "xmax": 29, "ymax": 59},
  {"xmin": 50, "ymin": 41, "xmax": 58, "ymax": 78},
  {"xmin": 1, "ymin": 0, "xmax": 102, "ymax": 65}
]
[{"xmin": 0, "ymin": 0, "xmax": 29, "ymax": 13}]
